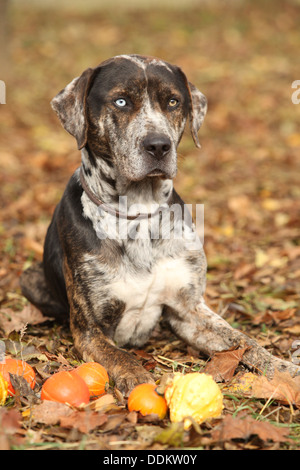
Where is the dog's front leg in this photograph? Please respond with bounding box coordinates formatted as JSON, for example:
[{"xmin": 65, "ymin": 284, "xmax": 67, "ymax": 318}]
[
  {"xmin": 164, "ymin": 298, "xmax": 300, "ymax": 378},
  {"xmin": 64, "ymin": 268, "xmax": 154, "ymax": 395},
  {"xmin": 70, "ymin": 314, "xmax": 154, "ymax": 395}
]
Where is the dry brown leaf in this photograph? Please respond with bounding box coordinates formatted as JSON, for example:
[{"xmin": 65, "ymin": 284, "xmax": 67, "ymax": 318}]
[
  {"xmin": 133, "ymin": 349, "xmax": 153, "ymax": 360},
  {"xmin": 225, "ymin": 370, "xmax": 300, "ymax": 408},
  {"xmin": 126, "ymin": 410, "xmax": 138, "ymax": 424},
  {"xmin": 224, "ymin": 372, "xmax": 257, "ymax": 395},
  {"xmin": 233, "ymin": 263, "xmax": 255, "ymax": 281},
  {"xmin": 228, "ymin": 195, "xmax": 251, "ymax": 215},
  {"xmin": 22, "ymin": 238, "xmax": 44, "ymax": 257},
  {"xmin": 0, "ymin": 408, "xmax": 22, "ymax": 434},
  {"xmin": 100, "ymin": 413, "xmax": 127, "ymax": 433},
  {"xmin": 251, "ymin": 370, "xmax": 300, "ymax": 408},
  {"xmin": 55, "ymin": 353, "xmax": 73, "ymax": 368},
  {"xmin": 204, "ymin": 347, "xmax": 249, "ymax": 382},
  {"xmin": 252, "ymin": 308, "xmax": 296, "ymax": 326},
  {"xmin": 284, "ymin": 245, "xmax": 300, "ymax": 261},
  {"xmin": 0, "ymin": 409, "xmax": 23, "ymax": 450},
  {"xmin": 10, "ymin": 374, "xmax": 39, "ymax": 403},
  {"xmin": 255, "ymin": 249, "xmax": 269, "ymax": 268},
  {"xmin": 86, "ymin": 393, "xmax": 116, "ymax": 412},
  {"xmin": 29, "ymin": 401, "xmax": 73, "ymax": 425},
  {"xmin": 0, "ymin": 304, "xmax": 52, "ymax": 336},
  {"xmin": 30, "ymin": 401, "xmax": 109, "ymax": 433},
  {"xmin": 59, "ymin": 410, "xmax": 108, "ymax": 433},
  {"xmin": 283, "ymin": 324, "xmax": 300, "ymax": 336},
  {"xmin": 212, "ymin": 414, "xmax": 292, "ymax": 444}
]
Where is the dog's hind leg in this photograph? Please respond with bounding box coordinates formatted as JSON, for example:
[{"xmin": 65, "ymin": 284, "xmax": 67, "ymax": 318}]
[
  {"xmin": 164, "ymin": 298, "xmax": 300, "ymax": 378},
  {"xmin": 20, "ymin": 262, "xmax": 68, "ymax": 320}
]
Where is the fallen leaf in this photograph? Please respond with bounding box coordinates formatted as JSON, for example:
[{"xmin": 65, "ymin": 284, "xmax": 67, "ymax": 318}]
[
  {"xmin": 223, "ymin": 372, "xmax": 257, "ymax": 394},
  {"xmin": 29, "ymin": 401, "xmax": 73, "ymax": 425},
  {"xmin": 59, "ymin": 410, "xmax": 108, "ymax": 433},
  {"xmin": 0, "ymin": 409, "xmax": 23, "ymax": 450},
  {"xmin": 286, "ymin": 132, "xmax": 300, "ymax": 147},
  {"xmin": 135, "ymin": 424, "xmax": 164, "ymax": 445},
  {"xmin": 261, "ymin": 198, "xmax": 281, "ymax": 211},
  {"xmin": 259, "ymin": 297, "xmax": 297, "ymax": 311},
  {"xmin": 255, "ymin": 249, "xmax": 269, "ymax": 268},
  {"xmin": 204, "ymin": 347, "xmax": 249, "ymax": 382},
  {"xmin": 86, "ymin": 393, "xmax": 117, "ymax": 412},
  {"xmin": 233, "ymin": 263, "xmax": 255, "ymax": 280},
  {"xmin": 283, "ymin": 324, "xmax": 300, "ymax": 336},
  {"xmin": 228, "ymin": 195, "xmax": 251, "ymax": 215},
  {"xmin": 9, "ymin": 373, "xmax": 39, "ymax": 404},
  {"xmin": 0, "ymin": 304, "xmax": 52, "ymax": 336},
  {"xmin": 30, "ymin": 400, "xmax": 109, "ymax": 433},
  {"xmin": 252, "ymin": 308, "xmax": 296, "ymax": 326},
  {"xmin": 3, "ymin": 340, "xmax": 48, "ymax": 362},
  {"xmin": 284, "ymin": 245, "xmax": 300, "ymax": 261},
  {"xmin": 100, "ymin": 413, "xmax": 127, "ymax": 432},
  {"xmin": 55, "ymin": 353, "xmax": 73, "ymax": 367},
  {"xmin": 22, "ymin": 238, "xmax": 44, "ymax": 257},
  {"xmin": 154, "ymin": 422, "xmax": 185, "ymax": 447},
  {"xmin": 133, "ymin": 350, "xmax": 153, "ymax": 360},
  {"xmin": 126, "ymin": 411, "xmax": 138, "ymax": 424},
  {"xmin": 0, "ymin": 408, "xmax": 22, "ymax": 433},
  {"xmin": 212, "ymin": 414, "xmax": 292, "ymax": 444},
  {"xmin": 225, "ymin": 370, "xmax": 300, "ymax": 408},
  {"xmin": 251, "ymin": 370, "xmax": 300, "ymax": 408}
]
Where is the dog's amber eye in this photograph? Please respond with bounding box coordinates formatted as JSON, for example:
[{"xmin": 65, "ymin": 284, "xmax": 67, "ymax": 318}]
[
  {"xmin": 168, "ymin": 98, "xmax": 179, "ymax": 108},
  {"xmin": 115, "ymin": 98, "xmax": 127, "ymax": 108}
]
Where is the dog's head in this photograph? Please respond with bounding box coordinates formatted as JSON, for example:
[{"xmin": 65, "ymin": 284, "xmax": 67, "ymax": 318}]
[{"xmin": 51, "ymin": 55, "xmax": 207, "ymax": 181}]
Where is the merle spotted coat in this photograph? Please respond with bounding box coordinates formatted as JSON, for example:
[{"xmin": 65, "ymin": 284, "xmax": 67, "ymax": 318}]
[{"xmin": 20, "ymin": 55, "xmax": 299, "ymax": 394}]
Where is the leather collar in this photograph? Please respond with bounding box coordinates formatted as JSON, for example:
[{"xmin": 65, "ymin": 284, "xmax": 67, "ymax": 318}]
[{"xmin": 80, "ymin": 167, "xmax": 172, "ymax": 220}]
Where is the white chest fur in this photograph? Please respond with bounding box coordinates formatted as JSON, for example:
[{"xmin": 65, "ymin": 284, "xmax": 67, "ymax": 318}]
[{"xmin": 112, "ymin": 256, "xmax": 192, "ymax": 347}]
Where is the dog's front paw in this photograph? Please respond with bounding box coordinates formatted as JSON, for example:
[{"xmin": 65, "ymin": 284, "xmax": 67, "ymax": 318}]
[
  {"xmin": 80, "ymin": 339, "xmax": 155, "ymax": 396},
  {"xmin": 114, "ymin": 368, "xmax": 155, "ymax": 397}
]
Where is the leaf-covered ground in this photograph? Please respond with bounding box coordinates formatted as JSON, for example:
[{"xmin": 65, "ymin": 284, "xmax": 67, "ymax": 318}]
[{"xmin": 0, "ymin": 0, "xmax": 300, "ymax": 450}]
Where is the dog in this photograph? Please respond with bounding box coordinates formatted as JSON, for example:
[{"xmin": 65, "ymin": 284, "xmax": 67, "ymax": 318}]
[{"xmin": 20, "ymin": 55, "xmax": 299, "ymax": 394}]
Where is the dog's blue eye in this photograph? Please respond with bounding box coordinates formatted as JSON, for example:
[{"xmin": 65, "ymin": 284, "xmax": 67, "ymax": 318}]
[{"xmin": 115, "ymin": 98, "xmax": 127, "ymax": 108}]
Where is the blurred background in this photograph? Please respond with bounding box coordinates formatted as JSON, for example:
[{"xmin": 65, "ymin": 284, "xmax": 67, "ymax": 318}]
[{"xmin": 0, "ymin": 0, "xmax": 299, "ymax": 327}]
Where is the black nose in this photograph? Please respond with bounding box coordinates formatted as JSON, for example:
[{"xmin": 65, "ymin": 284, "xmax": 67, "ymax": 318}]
[{"xmin": 142, "ymin": 133, "xmax": 171, "ymax": 160}]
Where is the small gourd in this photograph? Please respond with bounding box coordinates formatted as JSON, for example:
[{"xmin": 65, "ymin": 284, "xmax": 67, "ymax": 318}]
[
  {"xmin": 0, "ymin": 372, "xmax": 8, "ymax": 405},
  {"xmin": 128, "ymin": 383, "xmax": 168, "ymax": 419},
  {"xmin": 164, "ymin": 372, "xmax": 223, "ymax": 429}
]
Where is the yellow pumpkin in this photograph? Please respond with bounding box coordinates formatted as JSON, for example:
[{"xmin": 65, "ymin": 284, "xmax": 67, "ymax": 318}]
[
  {"xmin": 0, "ymin": 372, "xmax": 8, "ymax": 406},
  {"xmin": 164, "ymin": 372, "xmax": 223, "ymax": 429}
]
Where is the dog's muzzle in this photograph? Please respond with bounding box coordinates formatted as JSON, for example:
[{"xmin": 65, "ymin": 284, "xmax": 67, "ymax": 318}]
[
  {"xmin": 141, "ymin": 132, "xmax": 174, "ymax": 178},
  {"xmin": 142, "ymin": 133, "xmax": 171, "ymax": 160}
]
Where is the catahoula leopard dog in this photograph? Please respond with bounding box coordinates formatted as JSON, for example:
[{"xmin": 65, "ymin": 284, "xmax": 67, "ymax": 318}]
[{"xmin": 20, "ymin": 55, "xmax": 299, "ymax": 394}]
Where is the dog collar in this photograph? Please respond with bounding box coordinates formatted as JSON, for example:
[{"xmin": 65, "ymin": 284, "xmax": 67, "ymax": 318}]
[{"xmin": 79, "ymin": 167, "xmax": 172, "ymax": 220}]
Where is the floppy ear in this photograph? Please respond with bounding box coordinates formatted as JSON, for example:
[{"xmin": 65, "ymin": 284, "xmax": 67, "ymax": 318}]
[
  {"xmin": 51, "ymin": 67, "xmax": 98, "ymax": 150},
  {"xmin": 187, "ymin": 82, "xmax": 207, "ymax": 148}
]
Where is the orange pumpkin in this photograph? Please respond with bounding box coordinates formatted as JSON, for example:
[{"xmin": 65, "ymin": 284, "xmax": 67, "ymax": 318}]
[
  {"xmin": 128, "ymin": 383, "xmax": 168, "ymax": 419},
  {"xmin": 41, "ymin": 370, "xmax": 90, "ymax": 407},
  {"xmin": 0, "ymin": 358, "xmax": 36, "ymax": 396},
  {"xmin": 73, "ymin": 362, "xmax": 109, "ymax": 398}
]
